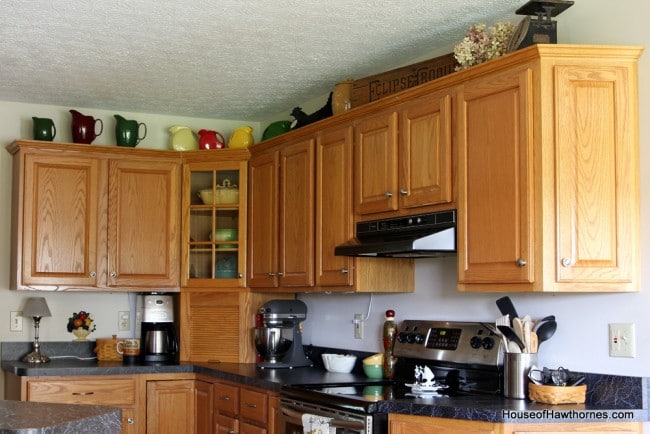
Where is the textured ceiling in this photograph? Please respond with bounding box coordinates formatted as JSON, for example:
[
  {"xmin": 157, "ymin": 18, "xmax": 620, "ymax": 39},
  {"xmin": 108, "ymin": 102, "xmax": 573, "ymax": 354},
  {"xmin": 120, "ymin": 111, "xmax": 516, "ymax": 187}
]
[{"xmin": 0, "ymin": 0, "xmax": 524, "ymax": 121}]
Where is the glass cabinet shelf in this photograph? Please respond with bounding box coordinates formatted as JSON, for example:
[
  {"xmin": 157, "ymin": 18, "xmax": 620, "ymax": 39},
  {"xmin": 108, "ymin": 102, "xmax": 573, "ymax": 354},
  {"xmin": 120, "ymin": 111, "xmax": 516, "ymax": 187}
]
[{"xmin": 183, "ymin": 161, "xmax": 247, "ymax": 287}]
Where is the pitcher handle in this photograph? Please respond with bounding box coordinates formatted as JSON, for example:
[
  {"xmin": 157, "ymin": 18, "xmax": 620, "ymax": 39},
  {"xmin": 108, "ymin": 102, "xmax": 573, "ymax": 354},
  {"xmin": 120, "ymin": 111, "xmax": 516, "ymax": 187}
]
[
  {"xmin": 137, "ymin": 122, "xmax": 147, "ymax": 144},
  {"xmin": 216, "ymin": 131, "xmax": 225, "ymax": 147},
  {"xmin": 94, "ymin": 118, "xmax": 104, "ymax": 137}
]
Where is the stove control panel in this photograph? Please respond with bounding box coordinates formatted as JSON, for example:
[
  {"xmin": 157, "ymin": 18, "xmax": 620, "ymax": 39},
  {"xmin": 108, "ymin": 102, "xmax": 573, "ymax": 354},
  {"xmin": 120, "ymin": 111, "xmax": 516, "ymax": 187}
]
[{"xmin": 393, "ymin": 320, "xmax": 503, "ymax": 367}]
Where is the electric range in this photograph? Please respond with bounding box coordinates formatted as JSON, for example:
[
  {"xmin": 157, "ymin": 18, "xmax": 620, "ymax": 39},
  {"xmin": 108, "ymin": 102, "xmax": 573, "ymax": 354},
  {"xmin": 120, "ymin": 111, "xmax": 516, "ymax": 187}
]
[{"xmin": 279, "ymin": 320, "xmax": 505, "ymax": 433}]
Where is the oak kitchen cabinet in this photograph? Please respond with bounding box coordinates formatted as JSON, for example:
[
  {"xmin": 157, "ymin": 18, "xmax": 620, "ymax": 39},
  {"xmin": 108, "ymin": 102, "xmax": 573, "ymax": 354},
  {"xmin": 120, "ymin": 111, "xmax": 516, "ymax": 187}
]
[
  {"xmin": 181, "ymin": 149, "xmax": 249, "ymax": 289},
  {"xmin": 5, "ymin": 373, "xmax": 140, "ymax": 434},
  {"xmin": 146, "ymin": 378, "xmax": 213, "ymax": 434},
  {"xmin": 247, "ymin": 138, "xmax": 315, "ymax": 289},
  {"xmin": 213, "ymin": 379, "xmax": 277, "ymax": 434},
  {"xmin": 7, "ymin": 140, "xmax": 180, "ymax": 291},
  {"xmin": 456, "ymin": 45, "xmax": 642, "ymax": 292},
  {"xmin": 353, "ymin": 91, "xmax": 453, "ymax": 218},
  {"xmin": 388, "ymin": 414, "xmax": 641, "ymax": 433},
  {"xmin": 315, "ymin": 123, "xmax": 415, "ymax": 292}
]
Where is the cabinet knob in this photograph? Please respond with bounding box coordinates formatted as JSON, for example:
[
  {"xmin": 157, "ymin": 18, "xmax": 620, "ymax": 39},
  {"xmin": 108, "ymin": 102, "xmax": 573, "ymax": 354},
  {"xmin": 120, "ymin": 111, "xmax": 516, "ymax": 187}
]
[
  {"xmin": 277, "ymin": 272, "xmax": 284, "ymax": 277},
  {"xmin": 384, "ymin": 191, "xmax": 393, "ymax": 198},
  {"xmin": 110, "ymin": 271, "xmax": 117, "ymax": 278},
  {"xmin": 89, "ymin": 271, "xmax": 96, "ymax": 278},
  {"xmin": 399, "ymin": 188, "xmax": 408, "ymax": 196},
  {"xmin": 516, "ymin": 258, "xmax": 527, "ymax": 268},
  {"xmin": 340, "ymin": 269, "xmax": 349, "ymax": 274},
  {"xmin": 237, "ymin": 273, "xmax": 243, "ymax": 278},
  {"xmin": 268, "ymin": 272, "xmax": 275, "ymax": 277},
  {"xmin": 127, "ymin": 418, "xmax": 134, "ymax": 425},
  {"xmin": 561, "ymin": 257, "xmax": 573, "ymax": 267}
]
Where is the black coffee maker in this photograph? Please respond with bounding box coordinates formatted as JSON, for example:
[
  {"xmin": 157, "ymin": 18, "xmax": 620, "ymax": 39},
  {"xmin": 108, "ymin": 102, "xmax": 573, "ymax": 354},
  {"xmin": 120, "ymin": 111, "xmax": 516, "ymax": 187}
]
[{"xmin": 140, "ymin": 293, "xmax": 179, "ymax": 363}]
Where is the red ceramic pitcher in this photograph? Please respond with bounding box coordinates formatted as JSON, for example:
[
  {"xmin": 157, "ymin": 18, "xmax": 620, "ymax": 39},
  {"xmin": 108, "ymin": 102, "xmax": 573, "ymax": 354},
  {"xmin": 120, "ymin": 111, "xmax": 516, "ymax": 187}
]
[
  {"xmin": 70, "ymin": 109, "xmax": 103, "ymax": 144},
  {"xmin": 198, "ymin": 129, "xmax": 226, "ymax": 150}
]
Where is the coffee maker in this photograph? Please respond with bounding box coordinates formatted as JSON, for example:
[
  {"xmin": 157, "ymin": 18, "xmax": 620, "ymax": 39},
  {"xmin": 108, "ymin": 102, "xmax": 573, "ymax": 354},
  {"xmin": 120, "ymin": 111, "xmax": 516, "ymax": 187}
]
[
  {"xmin": 140, "ymin": 293, "xmax": 179, "ymax": 363},
  {"xmin": 254, "ymin": 300, "xmax": 312, "ymax": 369}
]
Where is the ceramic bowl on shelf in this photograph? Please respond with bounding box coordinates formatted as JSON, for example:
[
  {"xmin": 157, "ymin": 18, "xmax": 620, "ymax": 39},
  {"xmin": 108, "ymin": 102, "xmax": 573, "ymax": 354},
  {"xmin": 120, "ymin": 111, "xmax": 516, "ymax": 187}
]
[
  {"xmin": 322, "ymin": 354, "xmax": 357, "ymax": 373},
  {"xmin": 209, "ymin": 229, "xmax": 238, "ymax": 248}
]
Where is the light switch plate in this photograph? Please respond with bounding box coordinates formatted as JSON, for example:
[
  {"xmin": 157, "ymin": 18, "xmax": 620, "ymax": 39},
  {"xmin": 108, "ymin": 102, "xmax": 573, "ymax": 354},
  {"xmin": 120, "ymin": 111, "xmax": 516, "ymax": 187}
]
[
  {"xmin": 609, "ymin": 323, "xmax": 636, "ymax": 358},
  {"xmin": 354, "ymin": 314, "xmax": 364, "ymax": 340},
  {"xmin": 10, "ymin": 311, "xmax": 22, "ymax": 332},
  {"xmin": 118, "ymin": 311, "xmax": 131, "ymax": 331}
]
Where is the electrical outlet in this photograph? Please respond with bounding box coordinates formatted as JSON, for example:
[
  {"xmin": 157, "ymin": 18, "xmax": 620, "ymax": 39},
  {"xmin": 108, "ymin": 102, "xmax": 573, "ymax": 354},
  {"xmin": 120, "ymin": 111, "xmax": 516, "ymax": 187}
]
[
  {"xmin": 609, "ymin": 323, "xmax": 636, "ymax": 358},
  {"xmin": 118, "ymin": 311, "xmax": 131, "ymax": 331},
  {"xmin": 10, "ymin": 311, "xmax": 22, "ymax": 332},
  {"xmin": 354, "ymin": 314, "xmax": 364, "ymax": 339}
]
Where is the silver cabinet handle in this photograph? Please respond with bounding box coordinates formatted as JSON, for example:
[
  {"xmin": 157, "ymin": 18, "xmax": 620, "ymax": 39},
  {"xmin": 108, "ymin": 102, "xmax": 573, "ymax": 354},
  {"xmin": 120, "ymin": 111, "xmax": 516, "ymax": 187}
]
[
  {"xmin": 340, "ymin": 269, "xmax": 349, "ymax": 274},
  {"xmin": 561, "ymin": 257, "xmax": 573, "ymax": 267},
  {"xmin": 245, "ymin": 402, "xmax": 257, "ymax": 408},
  {"xmin": 516, "ymin": 258, "xmax": 527, "ymax": 267},
  {"xmin": 237, "ymin": 273, "xmax": 243, "ymax": 278},
  {"xmin": 218, "ymin": 395, "xmax": 230, "ymax": 401},
  {"xmin": 268, "ymin": 272, "xmax": 275, "ymax": 277},
  {"xmin": 384, "ymin": 191, "xmax": 393, "ymax": 198},
  {"xmin": 399, "ymin": 188, "xmax": 408, "ymax": 196},
  {"xmin": 277, "ymin": 272, "xmax": 283, "ymax": 277},
  {"xmin": 127, "ymin": 418, "xmax": 134, "ymax": 425},
  {"xmin": 89, "ymin": 271, "xmax": 96, "ymax": 278},
  {"xmin": 109, "ymin": 271, "xmax": 117, "ymax": 277}
]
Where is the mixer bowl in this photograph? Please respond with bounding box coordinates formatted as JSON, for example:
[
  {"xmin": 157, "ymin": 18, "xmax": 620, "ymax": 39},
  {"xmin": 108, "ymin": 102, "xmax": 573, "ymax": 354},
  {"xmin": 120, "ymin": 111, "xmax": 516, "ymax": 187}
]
[{"xmin": 254, "ymin": 326, "xmax": 293, "ymax": 363}]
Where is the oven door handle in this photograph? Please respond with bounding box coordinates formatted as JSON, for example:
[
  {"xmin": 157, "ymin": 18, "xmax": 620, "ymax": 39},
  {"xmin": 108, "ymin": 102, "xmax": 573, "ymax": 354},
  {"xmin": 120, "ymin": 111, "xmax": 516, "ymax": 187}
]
[{"xmin": 280, "ymin": 406, "xmax": 365, "ymax": 431}]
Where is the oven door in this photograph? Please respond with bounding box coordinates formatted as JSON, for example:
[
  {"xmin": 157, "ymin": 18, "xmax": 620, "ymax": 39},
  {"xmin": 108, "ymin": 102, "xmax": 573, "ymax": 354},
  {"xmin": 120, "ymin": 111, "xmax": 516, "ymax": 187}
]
[{"xmin": 279, "ymin": 397, "xmax": 386, "ymax": 434}]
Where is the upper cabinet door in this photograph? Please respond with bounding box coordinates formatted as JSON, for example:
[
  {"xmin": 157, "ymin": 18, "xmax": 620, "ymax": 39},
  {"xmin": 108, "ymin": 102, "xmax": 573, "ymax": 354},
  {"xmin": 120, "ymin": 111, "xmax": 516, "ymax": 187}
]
[
  {"xmin": 21, "ymin": 154, "xmax": 105, "ymax": 288},
  {"xmin": 398, "ymin": 93, "xmax": 453, "ymax": 209},
  {"xmin": 279, "ymin": 139, "xmax": 315, "ymax": 287},
  {"xmin": 353, "ymin": 111, "xmax": 399, "ymax": 215},
  {"xmin": 554, "ymin": 64, "xmax": 638, "ymax": 286},
  {"xmin": 247, "ymin": 151, "xmax": 280, "ymax": 288},
  {"xmin": 316, "ymin": 125, "xmax": 354, "ymax": 287},
  {"xmin": 457, "ymin": 68, "xmax": 535, "ymax": 285},
  {"xmin": 107, "ymin": 159, "xmax": 180, "ymax": 288}
]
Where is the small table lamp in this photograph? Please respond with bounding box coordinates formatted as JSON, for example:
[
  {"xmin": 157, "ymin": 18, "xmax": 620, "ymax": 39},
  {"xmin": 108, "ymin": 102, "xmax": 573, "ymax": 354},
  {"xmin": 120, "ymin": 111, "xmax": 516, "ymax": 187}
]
[{"xmin": 22, "ymin": 297, "xmax": 52, "ymax": 363}]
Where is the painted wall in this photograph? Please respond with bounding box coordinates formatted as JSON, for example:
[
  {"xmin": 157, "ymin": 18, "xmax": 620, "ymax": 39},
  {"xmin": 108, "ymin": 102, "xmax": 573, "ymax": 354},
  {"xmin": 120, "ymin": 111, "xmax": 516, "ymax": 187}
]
[{"xmin": 300, "ymin": 0, "xmax": 650, "ymax": 379}]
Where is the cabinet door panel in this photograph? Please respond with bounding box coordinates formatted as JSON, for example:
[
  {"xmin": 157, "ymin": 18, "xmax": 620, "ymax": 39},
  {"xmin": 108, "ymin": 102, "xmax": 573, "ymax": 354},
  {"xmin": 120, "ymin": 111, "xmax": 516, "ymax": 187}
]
[
  {"xmin": 22, "ymin": 154, "xmax": 103, "ymax": 287},
  {"xmin": 555, "ymin": 65, "xmax": 637, "ymax": 284},
  {"xmin": 399, "ymin": 93, "xmax": 453, "ymax": 209},
  {"xmin": 316, "ymin": 126, "xmax": 354, "ymax": 287},
  {"xmin": 247, "ymin": 152, "xmax": 279, "ymax": 287},
  {"xmin": 108, "ymin": 159, "xmax": 180, "ymax": 287},
  {"xmin": 354, "ymin": 112, "xmax": 399, "ymax": 214},
  {"xmin": 146, "ymin": 380, "xmax": 194, "ymax": 434},
  {"xmin": 279, "ymin": 139, "xmax": 315, "ymax": 287},
  {"xmin": 458, "ymin": 69, "xmax": 534, "ymax": 284}
]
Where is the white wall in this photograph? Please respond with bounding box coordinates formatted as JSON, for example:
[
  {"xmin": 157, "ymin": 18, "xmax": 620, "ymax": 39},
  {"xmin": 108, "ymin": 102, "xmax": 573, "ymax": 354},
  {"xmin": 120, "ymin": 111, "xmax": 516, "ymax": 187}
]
[{"xmin": 300, "ymin": 0, "xmax": 650, "ymax": 379}]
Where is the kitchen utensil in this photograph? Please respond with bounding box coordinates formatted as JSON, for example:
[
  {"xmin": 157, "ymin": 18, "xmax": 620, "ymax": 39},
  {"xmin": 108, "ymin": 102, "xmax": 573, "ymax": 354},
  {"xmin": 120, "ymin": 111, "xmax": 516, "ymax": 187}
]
[
  {"xmin": 496, "ymin": 296, "xmax": 519, "ymax": 325},
  {"xmin": 114, "ymin": 114, "xmax": 147, "ymax": 147},
  {"xmin": 533, "ymin": 315, "xmax": 556, "ymax": 332},
  {"xmin": 70, "ymin": 109, "xmax": 103, "ymax": 144},
  {"xmin": 32, "ymin": 117, "xmax": 56, "ymax": 141},
  {"xmin": 322, "ymin": 354, "xmax": 356, "ymax": 373},
  {"xmin": 495, "ymin": 315, "xmax": 510, "ymax": 349},
  {"xmin": 363, "ymin": 363, "xmax": 383, "ymax": 379},
  {"xmin": 535, "ymin": 320, "xmax": 557, "ymax": 345},
  {"xmin": 198, "ymin": 129, "xmax": 226, "ymax": 149},
  {"xmin": 228, "ymin": 125, "xmax": 254, "ymax": 148},
  {"xmin": 528, "ymin": 331, "xmax": 538, "ymax": 353},
  {"xmin": 168, "ymin": 125, "xmax": 198, "ymax": 151},
  {"xmin": 497, "ymin": 325, "xmax": 525, "ymax": 351}
]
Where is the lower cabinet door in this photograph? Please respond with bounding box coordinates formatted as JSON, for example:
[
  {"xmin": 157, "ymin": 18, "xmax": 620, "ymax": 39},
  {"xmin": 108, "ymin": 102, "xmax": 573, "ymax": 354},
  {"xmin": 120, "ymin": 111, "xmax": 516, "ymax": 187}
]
[
  {"xmin": 146, "ymin": 380, "xmax": 195, "ymax": 434},
  {"xmin": 215, "ymin": 414, "xmax": 238, "ymax": 434}
]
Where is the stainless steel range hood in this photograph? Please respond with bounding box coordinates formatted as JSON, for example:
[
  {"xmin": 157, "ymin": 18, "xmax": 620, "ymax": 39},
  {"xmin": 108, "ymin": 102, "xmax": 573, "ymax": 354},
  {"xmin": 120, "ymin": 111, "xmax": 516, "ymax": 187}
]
[{"xmin": 334, "ymin": 210, "xmax": 456, "ymax": 258}]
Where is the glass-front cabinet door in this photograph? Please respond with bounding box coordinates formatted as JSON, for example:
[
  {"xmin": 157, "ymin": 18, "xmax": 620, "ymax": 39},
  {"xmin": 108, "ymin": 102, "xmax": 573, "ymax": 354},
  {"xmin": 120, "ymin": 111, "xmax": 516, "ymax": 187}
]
[{"xmin": 181, "ymin": 157, "xmax": 248, "ymax": 289}]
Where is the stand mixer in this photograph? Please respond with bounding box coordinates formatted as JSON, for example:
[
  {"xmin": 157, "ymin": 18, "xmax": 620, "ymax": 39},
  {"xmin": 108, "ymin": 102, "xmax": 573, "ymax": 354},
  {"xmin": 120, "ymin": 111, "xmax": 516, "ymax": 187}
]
[{"xmin": 254, "ymin": 300, "xmax": 312, "ymax": 369}]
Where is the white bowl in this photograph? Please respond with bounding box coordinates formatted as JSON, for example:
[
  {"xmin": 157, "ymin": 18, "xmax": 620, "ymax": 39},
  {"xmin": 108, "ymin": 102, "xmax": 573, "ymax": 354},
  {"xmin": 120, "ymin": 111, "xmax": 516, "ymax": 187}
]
[{"xmin": 322, "ymin": 353, "xmax": 357, "ymax": 373}]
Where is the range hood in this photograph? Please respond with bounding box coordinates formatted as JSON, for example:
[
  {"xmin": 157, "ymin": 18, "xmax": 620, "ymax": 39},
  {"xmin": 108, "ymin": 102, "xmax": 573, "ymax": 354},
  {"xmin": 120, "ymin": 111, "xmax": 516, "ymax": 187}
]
[{"xmin": 334, "ymin": 210, "xmax": 456, "ymax": 258}]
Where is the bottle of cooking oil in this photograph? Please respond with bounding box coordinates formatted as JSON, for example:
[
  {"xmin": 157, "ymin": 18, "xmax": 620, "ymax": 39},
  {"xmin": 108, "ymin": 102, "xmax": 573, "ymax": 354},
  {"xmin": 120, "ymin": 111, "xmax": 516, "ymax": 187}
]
[{"xmin": 383, "ymin": 309, "xmax": 397, "ymax": 379}]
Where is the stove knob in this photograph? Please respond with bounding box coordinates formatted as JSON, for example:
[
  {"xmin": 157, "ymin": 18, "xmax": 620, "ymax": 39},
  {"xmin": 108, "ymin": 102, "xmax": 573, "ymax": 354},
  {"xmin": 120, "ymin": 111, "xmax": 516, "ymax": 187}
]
[
  {"xmin": 414, "ymin": 333, "xmax": 425, "ymax": 344},
  {"xmin": 470, "ymin": 336, "xmax": 482, "ymax": 349},
  {"xmin": 482, "ymin": 337, "xmax": 495, "ymax": 350},
  {"xmin": 406, "ymin": 333, "xmax": 415, "ymax": 344},
  {"xmin": 397, "ymin": 332, "xmax": 408, "ymax": 343}
]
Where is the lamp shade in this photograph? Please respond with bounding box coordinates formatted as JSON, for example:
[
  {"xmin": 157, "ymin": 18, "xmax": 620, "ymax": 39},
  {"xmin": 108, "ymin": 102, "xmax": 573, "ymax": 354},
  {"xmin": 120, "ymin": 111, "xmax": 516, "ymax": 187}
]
[{"xmin": 22, "ymin": 297, "xmax": 51, "ymax": 318}]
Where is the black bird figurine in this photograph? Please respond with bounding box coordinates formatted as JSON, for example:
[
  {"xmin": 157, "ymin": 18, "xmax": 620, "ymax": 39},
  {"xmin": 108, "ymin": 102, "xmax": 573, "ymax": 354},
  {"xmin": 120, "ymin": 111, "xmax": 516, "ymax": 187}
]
[{"xmin": 290, "ymin": 92, "xmax": 333, "ymax": 129}]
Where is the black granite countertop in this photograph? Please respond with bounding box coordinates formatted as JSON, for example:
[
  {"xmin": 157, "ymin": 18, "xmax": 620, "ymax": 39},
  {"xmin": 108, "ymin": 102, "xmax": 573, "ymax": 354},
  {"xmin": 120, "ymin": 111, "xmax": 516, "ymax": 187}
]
[
  {"xmin": 0, "ymin": 400, "xmax": 121, "ymax": 434},
  {"xmin": 2, "ymin": 342, "xmax": 648, "ymax": 424}
]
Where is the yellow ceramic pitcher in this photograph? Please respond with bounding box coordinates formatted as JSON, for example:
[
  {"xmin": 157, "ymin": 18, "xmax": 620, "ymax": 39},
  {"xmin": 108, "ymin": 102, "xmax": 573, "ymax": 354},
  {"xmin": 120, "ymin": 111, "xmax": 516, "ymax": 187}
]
[
  {"xmin": 228, "ymin": 126, "xmax": 254, "ymax": 149},
  {"xmin": 168, "ymin": 125, "xmax": 198, "ymax": 151}
]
